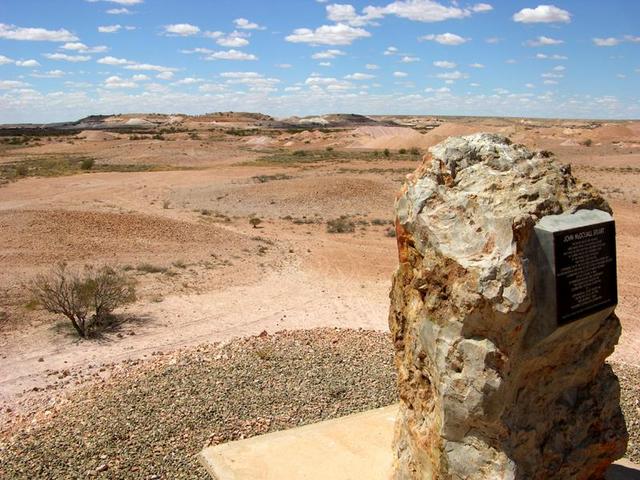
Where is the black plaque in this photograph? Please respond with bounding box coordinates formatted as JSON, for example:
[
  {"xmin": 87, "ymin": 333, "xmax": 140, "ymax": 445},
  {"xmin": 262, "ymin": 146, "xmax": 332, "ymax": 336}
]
[{"xmin": 554, "ymin": 221, "xmax": 617, "ymax": 325}]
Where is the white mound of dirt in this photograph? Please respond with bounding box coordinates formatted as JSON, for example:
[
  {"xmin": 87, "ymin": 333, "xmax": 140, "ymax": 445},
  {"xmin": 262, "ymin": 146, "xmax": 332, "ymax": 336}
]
[
  {"xmin": 125, "ymin": 118, "xmax": 155, "ymax": 127},
  {"xmin": 79, "ymin": 130, "xmax": 119, "ymax": 141},
  {"xmin": 560, "ymin": 138, "xmax": 580, "ymax": 147},
  {"xmin": 245, "ymin": 136, "xmax": 275, "ymax": 146}
]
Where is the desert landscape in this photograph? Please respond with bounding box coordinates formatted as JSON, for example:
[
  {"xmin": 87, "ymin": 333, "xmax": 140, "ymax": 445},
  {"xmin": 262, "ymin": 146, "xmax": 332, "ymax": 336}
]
[{"xmin": 0, "ymin": 113, "xmax": 639, "ymax": 478}]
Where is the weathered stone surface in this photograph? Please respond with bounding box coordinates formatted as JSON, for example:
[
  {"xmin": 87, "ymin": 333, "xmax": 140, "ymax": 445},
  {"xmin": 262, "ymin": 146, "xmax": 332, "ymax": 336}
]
[{"xmin": 389, "ymin": 133, "xmax": 627, "ymax": 480}]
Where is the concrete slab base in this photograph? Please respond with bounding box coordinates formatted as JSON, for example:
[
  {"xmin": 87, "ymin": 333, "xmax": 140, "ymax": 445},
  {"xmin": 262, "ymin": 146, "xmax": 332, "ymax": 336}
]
[{"xmin": 199, "ymin": 404, "xmax": 639, "ymax": 480}]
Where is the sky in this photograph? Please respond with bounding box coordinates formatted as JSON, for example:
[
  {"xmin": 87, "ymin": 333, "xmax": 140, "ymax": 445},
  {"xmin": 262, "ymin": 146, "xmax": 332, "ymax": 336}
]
[{"xmin": 0, "ymin": 0, "xmax": 639, "ymax": 123}]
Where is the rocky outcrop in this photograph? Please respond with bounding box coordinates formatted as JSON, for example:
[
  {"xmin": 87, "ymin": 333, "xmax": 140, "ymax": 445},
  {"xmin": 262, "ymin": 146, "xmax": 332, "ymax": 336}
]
[{"xmin": 389, "ymin": 133, "xmax": 627, "ymax": 479}]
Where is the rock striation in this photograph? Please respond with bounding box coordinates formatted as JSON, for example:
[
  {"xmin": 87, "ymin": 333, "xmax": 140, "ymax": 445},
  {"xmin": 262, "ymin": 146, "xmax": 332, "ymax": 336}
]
[{"xmin": 389, "ymin": 133, "xmax": 627, "ymax": 479}]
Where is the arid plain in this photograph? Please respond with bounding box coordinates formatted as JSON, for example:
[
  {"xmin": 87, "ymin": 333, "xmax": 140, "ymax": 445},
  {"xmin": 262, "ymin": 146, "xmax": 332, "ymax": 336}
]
[{"xmin": 0, "ymin": 113, "xmax": 639, "ymax": 476}]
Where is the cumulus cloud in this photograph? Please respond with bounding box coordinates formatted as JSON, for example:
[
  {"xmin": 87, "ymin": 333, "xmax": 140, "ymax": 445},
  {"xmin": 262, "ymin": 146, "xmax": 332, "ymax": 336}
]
[
  {"xmin": 0, "ymin": 55, "xmax": 14, "ymax": 65},
  {"xmin": 285, "ymin": 24, "xmax": 370, "ymax": 46},
  {"xmin": 365, "ymin": 63, "xmax": 379, "ymax": 69},
  {"xmin": 433, "ymin": 60, "xmax": 456, "ymax": 68},
  {"xmin": 163, "ymin": 24, "xmax": 200, "ymax": 36},
  {"xmin": 383, "ymin": 46, "xmax": 398, "ymax": 55},
  {"xmin": 97, "ymin": 55, "xmax": 133, "ymax": 65},
  {"xmin": 401, "ymin": 55, "xmax": 420, "ymax": 63},
  {"xmin": 311, "ymin": 49, "xmax": 346, "ymax": 59},
  {"xmin": 420, "ymin": 33, "xmax": 468, "ymax": 45},
  {"xmin": 216, "ymin": 31, "xmax": 250, "ymax": 48},
  {"xmin": 30, "ymin": 70, "xmax": 66, "ymax": 78},
  {"xmin": 436, "ymin": 70, "xmax": 468, "ymax": 80},
  {"xmin": 61, "ymin": 42, "xmax": 108, "ymax": 53},
  {"xmin": 98, "ymin": 25, "xmax": 123, "ymax": 33},
  {"xmin": 43, "ymin": 53, "xmax": 91, "ymax": 62},
  {"xmin": 233, "ymin": 18, "xmax": 265, "ymax": 30},
  {"xmin": 469, "ymin": 63, "xmax": 484, "ymax": 68},
  {"xmin": 16, "ymin": 59, "xmax": 40, "ymax": 67},
  {"xmin": 0, "ymin": 23, "xmax": 78, "ymax": 42},
  {"xmin": 526, "ymin": 36, "xmax": 563, "ymax": 47},
  {"xmin": 593, "ymin": 37, "xmax": 620, "ymax": 47},
  {"xmin": 106, "ymin": 8, "xmax": 131, "ymax": 14},
  {"xmin": 344, "ymin": 72, "xmax": 375, "ymax": 80},
  {"xmin": 124, "ymin": 63, "xmax": 178, "ymax": 72},
  {"xmin": 362, "ymin": 0, "xmax": 492, "ymax": 23},
  {"xmin": 513, "ymin": 5, "xmax": 571, "ymax": 24},
  {"xmin": 0, "ymin": 80, "xmax": 29, "ymax": 89},
  {"xmin": 206, "ymin": 50, "xmax": 258, "ymax": 61},
  {"xmin": 393, "ymin": 71, "xmax": 408, "ymax": 77},
  {"xmin": 103, "ymin": 75, "xmax": 137, "ymax": 89},
  {"xmin": 173, "ymin": 77, "xmax": 203, "ymax": 85},
  {"xmin": 156, "ymin": 71, "xmax": 174, "ymax": 80},
  {"xmin": 535, "ymin": 53, "xmax": 568, "ymax": 60}
]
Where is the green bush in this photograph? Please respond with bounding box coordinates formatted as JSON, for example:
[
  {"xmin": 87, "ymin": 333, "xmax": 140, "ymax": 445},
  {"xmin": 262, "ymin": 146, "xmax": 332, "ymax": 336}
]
[
  {"xmin": 80, "ymin": 158, "xmax": 95, "ymax": 170},
  {"xmin": 383, "ymin": 148, "xmax": 390, "ymax": 158},
  {"xmin": 327, "ymin": 216, "xmax": 356, "ymax": 234},
  {"xmin": 29, "ymin": 264, "xmax": 136, "ymax": 338}
]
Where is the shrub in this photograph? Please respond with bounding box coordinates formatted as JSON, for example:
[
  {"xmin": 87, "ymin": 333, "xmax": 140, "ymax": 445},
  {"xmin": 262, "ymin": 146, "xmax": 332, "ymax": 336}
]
[
  {"xmin": 399, "ymin": 148, "xmax": 407, "ymax": 154},
  {"xmin": 327, "ymin": 216, "xmax": 356, "ymax": 233},
  {"xmin": 383, "ymin": 148, "xmax": 390, "ymax": 158},
  {"xmin": 15, "ymin": 164, "xmax": 28, "ymax": 177},
  {"xmin": 250, "ymin": 217, "xmax": 262, "ymax": 228},
  {"xmin": 582, "ymin": 138, "xmax": 593, "ymax": 147},
  {"xmin": 410, "ymin": 147, "xmax": 420, "ymax": 156},
  {"xmin": 136, "ymin": 263, "xmax": 167, "ymax": 274},
  {"xmin": 80, "ymin": 158, "xmax": 95, "ymax": 170},
  {"xmin": 29, "ymin": 264, "xmax": 136, "ymax": 338}
]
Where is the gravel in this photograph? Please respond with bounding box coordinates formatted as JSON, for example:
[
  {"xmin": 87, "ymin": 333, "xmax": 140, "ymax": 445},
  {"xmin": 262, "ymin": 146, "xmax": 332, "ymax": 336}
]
[
  {"xmin": 0, "ymin": 329, "xmax": 637, "ymax": 479},
  {"xmin": 0, "ymin": 329, "xmax": 396, "ymax": 479}
]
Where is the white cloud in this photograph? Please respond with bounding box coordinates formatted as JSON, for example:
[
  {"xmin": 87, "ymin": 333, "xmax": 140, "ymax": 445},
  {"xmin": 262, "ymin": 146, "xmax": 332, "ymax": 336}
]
[
  {"xmin": 124, "ymin": 63, "xmax": 178, "ymax": 72},
  {"xmin": 393, "ymin": 71, "xmax": 408, "ymax": 77},
  {"xmin": 0, "ymin": 55, "xmax": 15, "ymax": 65},
  {"xmin": 526, "ymin": 36, "xmax": 563, "ymax": 47},
  {"xmin": 107, "ymin": 8, "xmax": 131, "ymax": 14},
  {"xmin": 44, "ymin": 53, "xmax": 91, "ymax": 62},
  {"xmin": 285, "ymin": 23, "xmax": 370, "ymax": 46},
  {"xmin": 433, "ymin": 60, "xmax": 456, "ymax": 68},
  {"xmin": 319, "ymin": 62, "xmax": 331, "ymax": 66},
  {"xmin": 88, "ymin": 0, "xmax": 143, "ymax": 4},
  {"xmin": 436, "ymin": 70, "xmax": 468, "ymax": 80},
  {"xmin": 525, "ymin": 83, "xmax": 535, "ymax": 88},
  {"xmin": 156, "ymin": 71, "xmax": 174, "ymax": 80},
  {"xmin": 365, "ymin": 63, "xmax": 379, "ymax": 70},
  {"xmin": 305, "ymin": 75, "xmax": 352, "ymax": 90},
  {"xmin": 216, "ymin": 31, "xmax": 250, "ymax": 48},
  {"xmin": 425, "ymin": 86, "xmax": 450, "ymax": 93},
  {"xmin": 276, "ymin": 63, "xmax": 292, "ymax": 68},
  {"xmin": 626, "ymin": 35, "xmax": 640, "ymax": 43},
  {"xmin": 30, "ymin": 69, "xmax": 65, "ymax": 78},
  {"xmin": 401, "ymin": 55, "xmax": 420, "ymax": 63},
  {"xmin": 61, "ymin": 42, "xmax": 108, "ymax": 53},
  {"xmin": 206, "ymin": 50, "xmax": 258, "ymax": 61},
  {"xmin": 0, "ymin": 80, "xmax": 29, "ymax": 89},
  {"xmin": 363, "ymin": 0, "xmax": 492, "ymax": 23},
  {"xmin": 384, "ymin": 46, "xmax": 398, "ymax": 55},
  {"xmin": 471, "ymin": 3, "xmax": 493, "ymax": 13},
  {"xmin": 199, "ymin": 83, "xmax": 227, "ymax": 93},
  {"xmin": 132, "ymin": 74, "xmax": 149, "ymax": 81},
  {"xmin": 103, "ymin": 75, "xmax": 137, "ymax": 89},
  {"xmin": 0, "ymin": 23, "xmax": 78, "ymax": 42},
  {"xmin": 543, "ymin": 79, "xmax": 558, "ymax": 85},
  {"xmin": 97, "ymin": 55, "xmax": 133, "ymax": 65},
  {"xmin": 593, "ymin": 37, "xmax": 620, "ymax": 47},
  {"xmin": 16, "ymin": 59, "xmax": 40, "ymax": 67},
  {"xmin": 420, "ymin": 33, "xmax": 468, "ymax": 45},
  {"xmin": 203, "ymin": 31, "xmax": 223, "ymax": 39},
  {"xmin": 345, "ymin": 72, "xmax": 375, "ymax": 80},
  {"xmin": 535, "ymin": 53, "xmax": 568, "ymax": 60},
  {"xmin": 173, "ymin": 77, "xmax": 203, "ymax": 85},
  {"xmin": 541, "ymin": 72, "xmax": 563, "ymax": 79},
  {"xmin": 513, "ymin": 5, "xmax": 571, "ymax": 24},
  {"xmin": 469, "ymin": 83, "xmax": 480, "ymax": 87},
  {"xmin": 311, "ymin": 49, "xmax": 346, "ymax": 59},
  {"xmin": 98, "ymin": 25, "xmax": 122, "ymax": 33},
  {"xmin": 163, "ymin": 24, "xmax": 200, "ymax": 36},
  {"xmin": 553, "ymin": 65, "xmax": 565, "ymax": 71},
  {"xmin": 485, "ymin": 37, "xmax": 500, "ymax": 44},
  {"xmin": 469, "ymin": 63, "xmax": 484, "ymax": 68},
  {"xmin": 233, "ymin": 18, "xmax": 265, "ymax": 30}
]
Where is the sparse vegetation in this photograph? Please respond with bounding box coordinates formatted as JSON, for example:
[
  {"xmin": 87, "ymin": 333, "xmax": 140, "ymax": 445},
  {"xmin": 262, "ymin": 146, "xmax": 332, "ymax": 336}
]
[
  {"xmin": 582, "ymin": 138, "xmax": 593, "ymax": 147},
  {"xmin": 80, "ymin": 158, "xmax": 95, "ymax": 170},
  {"xmin": 28, "ymin": 264, "xmax": 136, "ymax": 338},
  {"xmin": 136, "ymin": 263, "xmax": 168, "ymax": 274},
  {"xmin": 327, "ymin": 215, "xmax": 356, "ymax": 233},
  {"xmin": 250, "ymin": 217, "xmax": 263, "ymax": 228},
  {"xmin": 252, "ymin": 173, "xmax": 292, "ymax": 183},
  {"xmin": 383, "ymin": 148, "xmax": 390, "ymax": 157},
  {"xmin": 399, "ymin": 148, "xmax": 407, "ymax": 154}
]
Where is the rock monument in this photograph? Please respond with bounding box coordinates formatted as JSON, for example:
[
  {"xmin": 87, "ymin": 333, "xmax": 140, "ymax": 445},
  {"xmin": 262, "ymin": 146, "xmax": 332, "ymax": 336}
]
[{"xmin": 389, "ymin": 134, "xmax": 627, "ymax": 479}]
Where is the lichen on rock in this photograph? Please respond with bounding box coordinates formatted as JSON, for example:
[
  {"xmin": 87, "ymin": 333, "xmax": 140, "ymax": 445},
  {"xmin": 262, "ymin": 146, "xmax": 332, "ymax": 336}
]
[{"xmin": 390, "ymin": 133, "xmax": 627, "ymax": 479}]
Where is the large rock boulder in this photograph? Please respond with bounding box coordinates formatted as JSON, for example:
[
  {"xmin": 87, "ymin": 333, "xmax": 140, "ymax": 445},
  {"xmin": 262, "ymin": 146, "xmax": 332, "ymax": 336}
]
[{"xmin": 389, "ymin": 133, "xmax": 627, "ymax": 479}]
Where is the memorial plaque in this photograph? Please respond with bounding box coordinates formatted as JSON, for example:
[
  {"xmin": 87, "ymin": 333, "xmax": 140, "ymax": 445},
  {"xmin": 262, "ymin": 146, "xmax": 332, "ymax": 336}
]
[
  {"xmin": 554, "ymin": 221, "xmax": 617, "ymax": 325},
  {"xmin": 534, "ymin": 209, "xmax": 618, "ymax": 327}
]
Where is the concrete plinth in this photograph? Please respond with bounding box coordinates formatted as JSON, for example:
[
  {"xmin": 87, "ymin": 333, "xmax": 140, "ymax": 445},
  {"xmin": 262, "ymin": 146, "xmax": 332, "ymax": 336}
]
[{"xmin": 199, "ymin": 405, "xmax": 638, "ymax": 480}]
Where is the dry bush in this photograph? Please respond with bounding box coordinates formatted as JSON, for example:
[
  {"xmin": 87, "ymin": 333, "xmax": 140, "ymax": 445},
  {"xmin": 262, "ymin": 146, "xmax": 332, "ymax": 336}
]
[
  {"xmin": 327, "ymin": 216, "xmax": 356, "ymax": 233},
  {"xmin": 29, "ymin": 264, "xmax": 136, "ymax": 338}
]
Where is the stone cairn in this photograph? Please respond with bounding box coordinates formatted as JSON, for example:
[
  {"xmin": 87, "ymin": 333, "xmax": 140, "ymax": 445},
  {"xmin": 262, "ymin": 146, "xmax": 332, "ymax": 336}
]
[{"xmin": 389, "ymin": 134, "xmax": 627, "ymax": 479}]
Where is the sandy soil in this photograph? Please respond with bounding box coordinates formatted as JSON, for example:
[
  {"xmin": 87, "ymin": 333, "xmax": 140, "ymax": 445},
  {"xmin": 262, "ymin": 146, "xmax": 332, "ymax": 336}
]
[{"xmin": 1, "ymin": 115, "xmax": 639, "ymax": 424}]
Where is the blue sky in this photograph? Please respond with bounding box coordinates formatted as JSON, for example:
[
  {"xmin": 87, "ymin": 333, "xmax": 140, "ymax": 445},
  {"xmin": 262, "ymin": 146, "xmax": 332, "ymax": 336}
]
[{"xmin": 0, "ymin": 0, "xmax": 638, "ymax": 122}]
